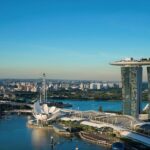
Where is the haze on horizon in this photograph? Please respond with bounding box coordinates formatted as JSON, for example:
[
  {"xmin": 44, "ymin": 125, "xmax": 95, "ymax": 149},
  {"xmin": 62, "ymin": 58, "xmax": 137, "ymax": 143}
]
[{"xmin": 0, "ymin": 0, "xmax": 150, "ymax": 81}]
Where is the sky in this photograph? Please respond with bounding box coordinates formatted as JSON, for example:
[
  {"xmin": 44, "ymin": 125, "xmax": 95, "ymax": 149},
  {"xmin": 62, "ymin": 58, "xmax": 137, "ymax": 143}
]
[{"xmin": 0, "ymin": 0, "xmax": 150, "ymax": 80}]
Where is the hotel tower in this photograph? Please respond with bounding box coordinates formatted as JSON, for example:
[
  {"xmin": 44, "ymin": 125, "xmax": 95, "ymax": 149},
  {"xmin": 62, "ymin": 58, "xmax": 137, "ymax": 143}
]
[{"xmin": 111, "ymin": 58, "xmax": 150, "ymax": 119}]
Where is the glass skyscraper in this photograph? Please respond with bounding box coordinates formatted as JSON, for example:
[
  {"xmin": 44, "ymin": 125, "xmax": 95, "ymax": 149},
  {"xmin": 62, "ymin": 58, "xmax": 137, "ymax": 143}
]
[
  {"xmin": 121, "ymin": 67, "xmax": 142, "ymax": 118},
  {"xmin": 111, "ymin": 58, "xmax": 150, "ymax": 119}
]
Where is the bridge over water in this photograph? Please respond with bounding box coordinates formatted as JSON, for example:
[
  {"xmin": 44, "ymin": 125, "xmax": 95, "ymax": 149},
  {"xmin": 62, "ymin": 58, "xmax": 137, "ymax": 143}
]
[
  {"xmin": 0, "ymin": 100, "xmax": 33, "ymax": 108},
  {"xmin": 61, "ymin": 109, "xmax": 150, "ymax": 147}
]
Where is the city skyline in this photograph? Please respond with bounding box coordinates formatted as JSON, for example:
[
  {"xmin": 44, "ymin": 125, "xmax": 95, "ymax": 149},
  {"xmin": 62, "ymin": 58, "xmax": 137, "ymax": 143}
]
[{"xmin": 0, "ymin": 0, "xmax": 150, "ymax": 80}]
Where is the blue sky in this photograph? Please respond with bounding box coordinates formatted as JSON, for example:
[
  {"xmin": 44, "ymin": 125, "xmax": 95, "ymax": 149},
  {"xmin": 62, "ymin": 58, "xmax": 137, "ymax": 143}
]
[{"xmin": 0, "ymin": 0, "xmax": 150, "ymax": 80}]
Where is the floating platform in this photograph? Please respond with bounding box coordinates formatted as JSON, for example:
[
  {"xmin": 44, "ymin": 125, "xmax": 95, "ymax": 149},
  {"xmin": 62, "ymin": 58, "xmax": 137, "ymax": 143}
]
[{"xmin": 79, "ymin": 131, "xmax": 112, "ymax": 147}]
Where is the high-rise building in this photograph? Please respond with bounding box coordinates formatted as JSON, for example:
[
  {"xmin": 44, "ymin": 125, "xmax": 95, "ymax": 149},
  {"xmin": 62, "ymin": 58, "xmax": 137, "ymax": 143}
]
[
  {"xmin": 121, "ymin": 67, "xmax": 131, "ymax": 115},
  {"xmin": 121, "ymin": 67, "xmax": 142, "ymax": 118},
  {"xmin": 40, "ymin": 73, "xmax": 47, "ymax": 103},
  {"xmin": 111, "ymin": 58, "xmax": 150, "ymax": 119},
  {"xmin": 147, "ymin": 67, "xmax": 150, "ymax": 118}
]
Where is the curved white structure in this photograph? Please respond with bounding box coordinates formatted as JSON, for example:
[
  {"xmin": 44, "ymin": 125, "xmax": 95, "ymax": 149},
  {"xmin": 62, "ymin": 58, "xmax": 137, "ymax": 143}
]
[
  {"xmin": 33, "ymin": 101, "xmax": 61, "ymax": 121},
  {"xmin": 111, "ymin": 61, "xmax": 150, "ymax": 66},
  {"xmin": 110, "ymin": 58, "xmax": 150, "ymax": 66}
]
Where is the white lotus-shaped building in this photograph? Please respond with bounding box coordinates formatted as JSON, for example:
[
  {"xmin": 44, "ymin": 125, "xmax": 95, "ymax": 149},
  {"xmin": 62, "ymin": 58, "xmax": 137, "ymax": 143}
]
[{"xmin": 33, "ymin": 101, "xmax": 62, "ymax": 121}]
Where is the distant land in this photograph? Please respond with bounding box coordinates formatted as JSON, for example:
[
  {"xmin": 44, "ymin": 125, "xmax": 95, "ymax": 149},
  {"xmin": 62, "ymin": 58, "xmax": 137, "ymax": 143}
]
[{"xmin": 0, "ymin": 79, "xmax": 148, "ymax": 101}]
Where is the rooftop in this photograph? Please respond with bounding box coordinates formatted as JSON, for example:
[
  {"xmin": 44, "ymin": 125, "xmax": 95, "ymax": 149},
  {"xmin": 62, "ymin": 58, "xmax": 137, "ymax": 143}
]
[{"xmin": 110, "ymin": 58, "xmax": 150, "ymax": 66}]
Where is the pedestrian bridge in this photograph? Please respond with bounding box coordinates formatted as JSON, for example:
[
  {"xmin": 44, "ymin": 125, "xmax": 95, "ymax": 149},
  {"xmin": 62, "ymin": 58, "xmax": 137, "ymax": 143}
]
[
  {"xmin": 81, "ymin": 120, "xmax": 124, "ymax": 132},
  {"xmin": 63, "ymin": 109, "xmax": 141, "ymax": 130}
]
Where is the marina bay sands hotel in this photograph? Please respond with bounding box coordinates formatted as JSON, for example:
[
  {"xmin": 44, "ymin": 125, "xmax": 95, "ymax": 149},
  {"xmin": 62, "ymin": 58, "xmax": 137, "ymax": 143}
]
[{"xmin": 111, "ymin": 58, "xmax": 150, "ymax": 119}]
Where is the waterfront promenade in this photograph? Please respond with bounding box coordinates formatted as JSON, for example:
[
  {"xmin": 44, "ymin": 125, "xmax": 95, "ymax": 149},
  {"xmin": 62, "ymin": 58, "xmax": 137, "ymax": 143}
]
[
  {"xmin": 60, "ymin": 108, "xmax": 150, "ymax": 147},
  {"xmin": 61, "ymin": 116, "xmax": 150, "ymax": 147},
  {"xmin": 1, "ymin": 100, "xmax": 150, "ymax": 147}
]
